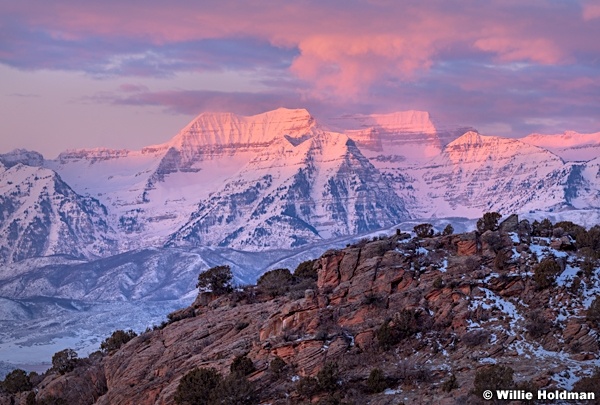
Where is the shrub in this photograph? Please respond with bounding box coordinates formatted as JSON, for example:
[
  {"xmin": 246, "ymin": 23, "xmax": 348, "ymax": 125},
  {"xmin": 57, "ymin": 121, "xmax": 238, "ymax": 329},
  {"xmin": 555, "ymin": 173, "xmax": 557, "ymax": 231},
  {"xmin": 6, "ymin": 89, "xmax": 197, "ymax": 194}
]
[
  {"xmin": 167, "ymin": 307, "xmax": 195, "ymax": 323},
  {"xmin": 230, "ymin": 355, "xmax": 255, "ymax": 376},
  {"xmin": 525, "ymin": 309, "xmax": 552, "ymax": 338},
  {"xmin": 472, "ymin": 364, "xmax": 514, "ymax": 398},
  {"xmin": 587, "ymin": 297, "xmax": 600, "ymax": 329},
  {"xmin": 1, "ymin": 368, "xmax": 31, "ymax": 393},
  {"xmin": 216, "ymin": 374, "xmax": 259, "ymax": 405},
  {"xmin": 482, "ymin": 231, "xmax": 504, "ymax": 253},
  {"xmin": 197, "ymin": 265, "xmax": 233, "ymax": 295},
  {"xmin": 413, "ymin": 223, "xmax": 434, "ymax": 238},
  {"xmin": 26, "ymin": 391, "xmax": 36, "ymax": 405},
  {"xmin": 366, "ymin": 368, "xmax": 387, "ymax": 393},
  {"xmin": 376, "ymin": 310, "xmax": 423, "ymax": 349},
  {"xmin": 257, "ymin": 268, "xmax": 293, "ymax": 297},
  {"xmin": 52, "ymin": 348, "xmax": 78, "ymax": 375},
  {"xmin": 532, "ymin": 218, "xmax": 553, "ymax": 237},
  {"xmin": 293, "ymin": 260, "xmax": 318, "ymax": 281},
  {"xmin": 269, "ymin": 356, "xmax": 286, "ymax": 376},
  {"xmin": 581, "ymin": 257, "xmax": 597, "ymax": 278},
  {"xmin": 174, "ymin": 367, "xmax": 222, "ymax": 405},
  {"xmin": 464, "ymin": 256, "xmax": 480, "ymax": 271},
  {"xmin": 477, "ymin": 212, "xmax": 502, "ymax": 233},
  {"xmin": 432, "ymin": 276, "xmax": 444, "ymax": 289},
  {"xmin": 297, "ymin": 375, "xmax": 320, "ymax": 399},
  {"xmin": 554, "ymin": 221, "xmax": 585, "ymax": 239},
  {"xmin": 533, "ymin": 257, "xmax": 562, "ymax": 289},
  {"xmin": 100, "ymin": 329, "xmax": 138, "ymax": 354},
  {"xmin": 442, "ymin": 224, "xmax": 454, "ymax": 236},
  {"xmin": 317, "ymin": 362, "xmax": 340, "ymax": 393},
  {"xmin": 376, "ymin": 319, "xmax": 399, "ymax": 349}
]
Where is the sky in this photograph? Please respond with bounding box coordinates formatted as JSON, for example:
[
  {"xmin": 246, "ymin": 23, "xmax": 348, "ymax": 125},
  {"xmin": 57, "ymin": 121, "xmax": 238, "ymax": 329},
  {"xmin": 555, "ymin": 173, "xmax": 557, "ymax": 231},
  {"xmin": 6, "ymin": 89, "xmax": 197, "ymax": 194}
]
[{"xmin": 1, "ymin": 0, "xmax": 599, "ymax": 158}]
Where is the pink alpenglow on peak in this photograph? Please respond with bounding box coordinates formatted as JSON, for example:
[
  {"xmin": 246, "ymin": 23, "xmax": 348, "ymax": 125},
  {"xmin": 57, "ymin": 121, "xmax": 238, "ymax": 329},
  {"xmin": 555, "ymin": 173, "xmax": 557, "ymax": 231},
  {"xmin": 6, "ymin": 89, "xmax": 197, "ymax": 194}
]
[
  {"xmin": 521, "ymin": 131, "xmax": 600, "ymax": 162},
  {"xmin": 163, "ymin": 108, "xmax": 319, "ymax": 151}
]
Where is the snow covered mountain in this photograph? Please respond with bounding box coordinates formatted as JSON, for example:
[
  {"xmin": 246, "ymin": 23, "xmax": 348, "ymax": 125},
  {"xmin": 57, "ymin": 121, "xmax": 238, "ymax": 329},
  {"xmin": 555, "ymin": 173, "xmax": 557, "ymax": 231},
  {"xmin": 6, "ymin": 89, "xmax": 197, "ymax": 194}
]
[
  {"xmin": 417, "ymin": 131, "xmax": 571, "ymax": 217},
  {"xmin": 0, "ymin": 159, "xmax": 117, "ymax": 264},
  {"xmin": 1, "ymin": 107, "xmax": 599, "ymax": 264},
  {"xmin": 167, "ymin": 132, "xmax": 407, "ymax": 250},
  {"xmin": 522, "ymin": 131, "xmax": 600, "ymax": 162},
  {"xmin": 45, "ymin": 108, "xmax": 325, "ymax": 251}
]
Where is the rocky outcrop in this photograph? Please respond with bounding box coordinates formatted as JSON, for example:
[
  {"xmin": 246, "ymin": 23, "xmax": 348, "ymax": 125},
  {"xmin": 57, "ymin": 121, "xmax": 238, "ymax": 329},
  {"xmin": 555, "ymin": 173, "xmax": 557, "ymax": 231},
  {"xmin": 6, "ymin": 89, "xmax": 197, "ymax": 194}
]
[{"xmin": 6, "ymin": 226, "xmax": 600, "ymax": 404}]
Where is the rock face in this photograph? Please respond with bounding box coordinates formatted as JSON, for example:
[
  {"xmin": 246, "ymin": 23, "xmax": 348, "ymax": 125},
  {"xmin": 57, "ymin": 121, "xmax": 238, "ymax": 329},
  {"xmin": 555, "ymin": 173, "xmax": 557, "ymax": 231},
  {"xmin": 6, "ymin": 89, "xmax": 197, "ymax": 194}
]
[{"xmin": 13, "ymin": 227, "xmax": 600, "ymax": 404}]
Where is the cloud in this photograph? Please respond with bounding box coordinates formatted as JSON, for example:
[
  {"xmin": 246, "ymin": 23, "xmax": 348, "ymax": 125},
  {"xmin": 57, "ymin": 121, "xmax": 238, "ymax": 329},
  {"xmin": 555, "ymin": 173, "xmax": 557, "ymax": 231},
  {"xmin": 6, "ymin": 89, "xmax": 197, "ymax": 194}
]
[
  {"xmin": 2, "ymin": 0, "xmax": 599, "ymax": 138},
  {"xmin": 88, "ymin": 89, "xmax": 303, "ymax": 116},
  {"xmin": 583, "ymin": 2, "xmax": 600, "ymax": 20},
  {"xmin": 2, "ymin": 1, "xmax": 599, "ymax": 96}
]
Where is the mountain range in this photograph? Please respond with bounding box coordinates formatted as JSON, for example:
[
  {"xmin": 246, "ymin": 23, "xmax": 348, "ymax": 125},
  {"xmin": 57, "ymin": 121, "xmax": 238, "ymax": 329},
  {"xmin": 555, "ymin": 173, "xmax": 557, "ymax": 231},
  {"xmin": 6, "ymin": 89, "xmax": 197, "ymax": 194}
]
[{"xmin": 1, "ymin": 107, "xmax": 599, "ymax": 265}]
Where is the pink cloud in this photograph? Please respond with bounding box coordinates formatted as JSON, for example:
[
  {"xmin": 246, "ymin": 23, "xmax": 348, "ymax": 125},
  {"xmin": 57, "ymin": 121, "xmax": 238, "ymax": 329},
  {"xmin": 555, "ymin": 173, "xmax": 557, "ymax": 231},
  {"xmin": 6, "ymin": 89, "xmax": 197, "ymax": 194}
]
[
  {"xmin": 2, "ymin": 1, "xmax": 599, "ymax": 99},
  {"xmin": 583, "ymin": 3, "xmax": 600, "ymax": 20}
]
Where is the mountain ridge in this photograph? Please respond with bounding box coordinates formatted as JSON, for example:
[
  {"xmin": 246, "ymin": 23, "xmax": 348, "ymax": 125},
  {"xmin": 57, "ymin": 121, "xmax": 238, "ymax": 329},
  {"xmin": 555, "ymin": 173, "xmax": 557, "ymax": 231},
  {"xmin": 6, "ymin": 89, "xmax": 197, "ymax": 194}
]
[{"xmin": 1, "ymin": 107, "xmax": 599, "ymax": 264}]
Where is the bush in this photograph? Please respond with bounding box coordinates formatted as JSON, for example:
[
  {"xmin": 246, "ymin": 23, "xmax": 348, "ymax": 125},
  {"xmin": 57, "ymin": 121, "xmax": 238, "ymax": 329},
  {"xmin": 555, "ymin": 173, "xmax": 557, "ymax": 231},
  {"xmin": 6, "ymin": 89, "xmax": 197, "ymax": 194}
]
[
  {"xmin": 230, "ymin": 355, "xmax": 255, "ymax": 376},
  {"xmin": 100, "ymin": 329, "xmax": 138, "ymax": 354},
  {"xmin": 477, "ymin": 212, "xmax": 502, "ymax": 233},
  {"xmin": 533, "ymin": 257, "xmax": 562, "ymax": 289},
  {"xmin": 197, "ymin": 265, "xmax": 233, "ymax": 295},
  {"xmin": 532, "ymin": 218, "xmax": 553, "ymax": 237},
  {"xmin": 1, "ymin": 368, "xmax": 31, "ymax": 393},
  {"xmin": 581, "ymin": 257, "xmax": 597, "ymax": 278},
  {"xmin": 216, "ymin": 374, "xmax": 259, "ymax": 405},
  {"xmin": 525, "ymin": 309, "xmax": 552, "ymax": 338},
  {"xmin": 376, "ymin": 310, "xmax": 423, "ymax": 349},
  {"xmin": 269, "ymin": 356, "xmax": 286, "ymax": 376},
  {"xmin": 257, "ymin": 268, "xmax": 293, "ymax": 297},
  {"xmin": 297, "ymin": 375, "xmax": 320, "ymax": 399},
  {"xmin": 413, "ymin": 223, "xmax": 434, "ymax": 238},
  {"xmin": 554, "ymin": 221, "xmax": 585, "ymax": 239},
  {"xmin": 317, "ymin": 362, "xmax": 340, "ymax": 393},
  {"xmin": 293, "ymin": 260, "xmax": 318, "ymax": 281},
  {"xmin": 587, "ymin": 297, "xmax": 600, "ymax": 329},
  {"xmin": 25, "ymin": 391, "xmax": 36, "ymax": 405},
  {"xmin": 174, "ymin": 367, "xmax": 222, "ymax": 405},
  {"xmin": 482, "ymin": 231, "xmax": 504, "ymax": 253},
  {"xmin": 442, "ymin": 224, "xmax": 454, "ymax": 236},
  {"xmin": 52, "ymin": 348, "xmax": 78, "ymax": 375},
  {"xmin": 473, "ymin": 364, "xmax": 514, "ymax": 398},
  {"xmin": 366, "ymin": 368, "xmax": 387, "ymax": 393}
]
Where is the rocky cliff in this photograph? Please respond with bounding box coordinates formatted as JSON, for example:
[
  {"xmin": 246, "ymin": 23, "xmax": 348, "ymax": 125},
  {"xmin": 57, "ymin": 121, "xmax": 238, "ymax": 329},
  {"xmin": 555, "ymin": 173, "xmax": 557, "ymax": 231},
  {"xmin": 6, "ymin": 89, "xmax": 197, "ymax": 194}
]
[{"xmin": 5, "ymin": 216, "xmax": 600, "ymax": 404}]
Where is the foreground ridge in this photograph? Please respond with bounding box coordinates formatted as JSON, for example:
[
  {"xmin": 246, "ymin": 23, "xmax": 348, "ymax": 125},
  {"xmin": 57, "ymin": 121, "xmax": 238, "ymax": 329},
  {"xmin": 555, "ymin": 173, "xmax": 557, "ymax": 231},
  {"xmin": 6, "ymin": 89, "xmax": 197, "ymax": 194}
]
[{"xmin": 4, "ymin": 215, "xmax": 600, "ymax": 404}]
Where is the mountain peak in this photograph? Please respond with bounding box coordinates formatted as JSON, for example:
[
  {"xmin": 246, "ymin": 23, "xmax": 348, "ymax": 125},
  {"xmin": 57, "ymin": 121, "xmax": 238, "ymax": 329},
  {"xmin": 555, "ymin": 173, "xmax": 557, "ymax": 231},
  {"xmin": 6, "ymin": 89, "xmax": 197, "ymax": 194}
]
[
  {"xmin": 0, "ymin": 149, "xmax": 44, "ymax": 167},
  {"xmin": 447, "ymin": 130, "xmax": 483, "ymax": 147},
  {"xmin": 164, "ymin": 108, "xmax": 319, "ymax": 151}
]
